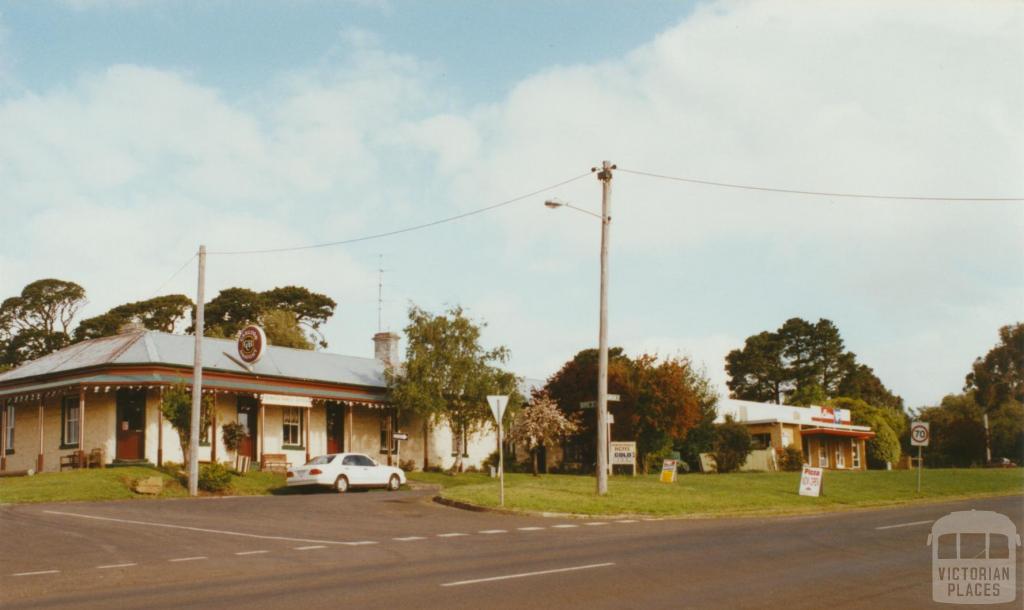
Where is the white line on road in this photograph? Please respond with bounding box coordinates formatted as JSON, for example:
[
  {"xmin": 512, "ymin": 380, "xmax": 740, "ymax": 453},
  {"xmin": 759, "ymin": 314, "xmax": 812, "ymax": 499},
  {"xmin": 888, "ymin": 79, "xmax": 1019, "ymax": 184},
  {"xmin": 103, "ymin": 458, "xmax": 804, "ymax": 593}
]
[
  {"xmin": 394, "ymin": 536, "xmax": 427, "ymax": 541},
  {"xmin": 344, "ymin": 541, "xmax": 378, "ymax": 546},
  {"xmin": 235, "ymin": 550, "xmax": 270, "ymax": 556},
  {"xmin": 875, "ymin": 520, "xmax": 934, "ymax": 530},
  {"xmin": 168, "ymin": 556, "xmax": 207, "ymax": 563},
  {"xmin": 13, "ymin": 570, "xmax": 60, "ymax": 577},
  {"xmin": 517, "ymin": 527, "xmax": 545, "ymax": 531},
  {"xmin": 478, "ymin": 529, "xmax": 507, "ymax": 534},
  {"xmin": 437, "ymin": 532, "xmax": 468, "ymax": 538},
  {"xmin": 441, "ymin": 563, "xmax": 615, "ymax": 588},
  {"xmin": 641, "ymin": 518, "xmax": 662, "ymax": 522},
  {"xmin": 43, "ymin": 510, "xmax": 362, "ymax": 546},
  {"xmin": 294, "ymin": 545, "xmax": 327, "ymax": 551},
  {"xmin": 552, "ymin": 524, "xmax": 578, "ymax": 529},
  {"xmin": 585, "ymin": 522, "xmax": 608, "ymax": 526},
  {"xmin": 615, "ymin": 520, "xmax": 638, "ymax": 524},
  {"xmin": 97, "ymin": 563, "xmax": 137, "ymax": 569}
]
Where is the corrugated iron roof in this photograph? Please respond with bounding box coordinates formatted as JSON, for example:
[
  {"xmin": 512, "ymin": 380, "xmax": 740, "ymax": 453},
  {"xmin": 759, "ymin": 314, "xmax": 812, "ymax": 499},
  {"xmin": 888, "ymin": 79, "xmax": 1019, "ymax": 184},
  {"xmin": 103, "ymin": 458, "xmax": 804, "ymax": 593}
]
[{"xmin": 0, "ymin": 331, "xmax": 386, "ymax": 389}]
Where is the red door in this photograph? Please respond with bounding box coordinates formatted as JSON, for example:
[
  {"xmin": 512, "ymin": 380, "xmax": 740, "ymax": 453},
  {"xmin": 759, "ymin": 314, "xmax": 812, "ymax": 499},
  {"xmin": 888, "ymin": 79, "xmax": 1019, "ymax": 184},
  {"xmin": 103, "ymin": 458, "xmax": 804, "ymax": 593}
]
[
  {"xmin": 237, "ymin": 399, "xmax": 258, "ymax": 460},
  {"xmin": 327, "ymin": 404, "xmax": 345, "ymax": 454},
  {"xmin": 116, "ymin": 389, "xmax": 146, "ymax": 460}
]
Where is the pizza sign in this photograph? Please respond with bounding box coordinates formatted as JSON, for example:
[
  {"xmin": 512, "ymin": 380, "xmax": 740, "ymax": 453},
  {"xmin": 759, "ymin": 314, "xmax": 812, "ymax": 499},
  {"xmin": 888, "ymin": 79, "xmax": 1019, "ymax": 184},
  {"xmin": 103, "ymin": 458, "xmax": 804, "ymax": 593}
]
[{"xmin": 237, "ymin": 325, "xmax": 267, "ymax": 364}]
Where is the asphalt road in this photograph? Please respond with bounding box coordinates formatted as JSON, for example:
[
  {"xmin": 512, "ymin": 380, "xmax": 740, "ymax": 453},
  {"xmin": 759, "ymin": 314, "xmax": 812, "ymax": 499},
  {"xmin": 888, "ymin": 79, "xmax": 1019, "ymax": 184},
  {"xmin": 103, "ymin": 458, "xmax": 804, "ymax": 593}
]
[{"xmin": 1, "ymin": 489, "xmax": 1021, "ymax": 609}]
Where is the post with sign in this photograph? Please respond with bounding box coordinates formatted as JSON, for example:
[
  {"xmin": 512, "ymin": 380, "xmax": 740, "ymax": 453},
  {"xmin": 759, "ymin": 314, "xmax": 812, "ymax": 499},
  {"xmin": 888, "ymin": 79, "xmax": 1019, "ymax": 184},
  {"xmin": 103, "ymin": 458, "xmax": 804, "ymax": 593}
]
[
  {"xmin": 910, "ymin": 421, "xmax": 930, "ymax": 493},
  {"xmin": 487, "ymin": 395, "xmax": 509, "ymax": 507}
]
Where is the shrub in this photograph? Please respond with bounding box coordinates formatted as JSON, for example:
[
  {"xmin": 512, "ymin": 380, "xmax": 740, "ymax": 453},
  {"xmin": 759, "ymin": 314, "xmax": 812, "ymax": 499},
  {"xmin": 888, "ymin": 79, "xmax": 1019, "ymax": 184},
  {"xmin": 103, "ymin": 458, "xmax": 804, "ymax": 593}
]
[
  {"xmin": 778, "ymin": 445, "xmax": 804, "ymax": 471},
  {"xmin": 712, "ymin": 415, "xmax": 751, "ymax": 473},
  {"xmin": 398, "ymin": 458, "xmax": 417, "ymax": 472},
  {"xmin": 198, "ymin": 462, "xmax": 233, "ymax": 492},
  {"xmin": 221, "ymin": 422, "xmax": 247, "ymax": 453}
]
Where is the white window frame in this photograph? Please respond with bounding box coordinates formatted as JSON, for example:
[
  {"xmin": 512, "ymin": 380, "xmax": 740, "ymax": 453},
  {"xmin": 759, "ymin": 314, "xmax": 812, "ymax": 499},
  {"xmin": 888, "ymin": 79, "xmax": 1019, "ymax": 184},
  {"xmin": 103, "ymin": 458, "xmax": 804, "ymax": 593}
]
[
  {"xmin": 62, "ymin": 396, "xmax": 80, "ymax": 448},
  {"xmin": 818, "ymin": 441, "xmax": 828, "ymax": 468},
  {"xmin": 4, "ymin": 404, "xmax": 13, "ymax": 454},
  {"xmin": 835, "ymin": 442, "xmax": 845, "ymax": 469},
  {"xmin": 851, "ymin": 440, "xmax": 861, "ymax": 469},
  {"xmin": 451, "ymin": 425, "xmax": 468, "ymax": 457},
  {"xmin": 282, "ymin": 407, "xmax": 303, "ymax": 448}
]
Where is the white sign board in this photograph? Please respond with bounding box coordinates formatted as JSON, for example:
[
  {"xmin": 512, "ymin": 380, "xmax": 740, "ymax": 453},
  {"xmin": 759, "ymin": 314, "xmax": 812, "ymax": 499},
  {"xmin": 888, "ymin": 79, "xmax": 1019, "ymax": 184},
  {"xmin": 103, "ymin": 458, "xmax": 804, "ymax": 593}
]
[
  {"xmin": 799, "ymin": 466, "xmax": 823, "ymax": 497},
  {"xmin": 261, "ymin": 394, "xmax": 312, "ymax": 408},
  {"xmin": 487, "ymin": 395, "xmax": 509, "ymax": 423},
  {"xmin": 609, "ymin": 442, "xmax": 636, "ymax": 466},
  {"xmin": 392, "ymin": 432, "xmax": 408, "ymax": 441},
  {"xmin": 911, "ymin": 421, "xmax": 930, "ymax": 447}
]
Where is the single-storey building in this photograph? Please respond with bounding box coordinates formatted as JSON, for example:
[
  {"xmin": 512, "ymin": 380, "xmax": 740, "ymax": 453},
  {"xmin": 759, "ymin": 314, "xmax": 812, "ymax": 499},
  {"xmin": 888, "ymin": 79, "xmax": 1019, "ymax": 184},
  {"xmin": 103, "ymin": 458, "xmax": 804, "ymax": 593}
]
[
  {"xmin": 716, "ymin": 398, "xmax": 875, "ymax": 470},
  {"xmin": 0, "ymin": 329, "xmax": 497, "ymax": 474}
]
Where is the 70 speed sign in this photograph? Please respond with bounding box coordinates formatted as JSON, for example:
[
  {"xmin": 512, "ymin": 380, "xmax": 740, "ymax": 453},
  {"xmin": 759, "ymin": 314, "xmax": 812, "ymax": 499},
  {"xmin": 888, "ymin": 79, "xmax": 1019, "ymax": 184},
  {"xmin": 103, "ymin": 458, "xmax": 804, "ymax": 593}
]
[{"xmin": 910, "ymin": 421, "xmax": 930, "ymax": 447}]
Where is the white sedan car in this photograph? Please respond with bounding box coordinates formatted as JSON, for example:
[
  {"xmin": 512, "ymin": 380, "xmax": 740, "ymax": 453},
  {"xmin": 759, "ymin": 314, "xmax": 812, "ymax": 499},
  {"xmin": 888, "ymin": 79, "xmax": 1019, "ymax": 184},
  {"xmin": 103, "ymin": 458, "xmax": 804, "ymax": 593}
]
[{"xmin": 286, "ymin": 452, "xmax": 406, "ymax": 493}]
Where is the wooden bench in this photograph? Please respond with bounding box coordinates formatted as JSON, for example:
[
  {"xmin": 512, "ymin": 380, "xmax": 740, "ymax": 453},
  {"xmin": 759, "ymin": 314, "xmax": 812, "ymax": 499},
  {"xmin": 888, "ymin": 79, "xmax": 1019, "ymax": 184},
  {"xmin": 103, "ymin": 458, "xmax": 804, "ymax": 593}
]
[
  {"xmin": 60, "ymin": 450, "xmax": 86, "ymax": 471},
  {"xmin": 261, "ymin": 453, "xmax": 290, "ymax": 473}
]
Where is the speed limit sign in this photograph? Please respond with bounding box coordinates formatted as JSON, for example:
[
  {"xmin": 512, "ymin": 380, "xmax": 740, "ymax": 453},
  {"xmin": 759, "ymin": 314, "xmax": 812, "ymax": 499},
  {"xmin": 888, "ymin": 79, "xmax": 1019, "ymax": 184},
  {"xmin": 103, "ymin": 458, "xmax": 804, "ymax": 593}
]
[{"xmin": 910, "ymin": 421, "xmax": 930, "ymax": 447}]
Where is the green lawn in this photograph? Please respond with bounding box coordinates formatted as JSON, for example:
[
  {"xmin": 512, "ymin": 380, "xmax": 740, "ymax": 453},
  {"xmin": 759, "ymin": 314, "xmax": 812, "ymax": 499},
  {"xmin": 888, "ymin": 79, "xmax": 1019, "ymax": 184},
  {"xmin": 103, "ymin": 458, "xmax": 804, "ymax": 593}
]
[
  {"xmin": 410, "ymin": 468, "xmax": 1024, "ymax": 517},
  {"xmin": 0, "ymin": 467, "xmax": 287, "ymax": 504}
]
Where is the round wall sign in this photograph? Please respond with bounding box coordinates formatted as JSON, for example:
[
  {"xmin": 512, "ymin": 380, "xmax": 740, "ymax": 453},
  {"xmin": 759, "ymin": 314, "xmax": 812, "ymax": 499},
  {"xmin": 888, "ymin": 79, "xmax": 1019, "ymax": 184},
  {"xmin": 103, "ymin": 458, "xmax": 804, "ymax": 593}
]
[{"xmin": 237, "ymin": 325, "xmax": 267, "ymax": 364}]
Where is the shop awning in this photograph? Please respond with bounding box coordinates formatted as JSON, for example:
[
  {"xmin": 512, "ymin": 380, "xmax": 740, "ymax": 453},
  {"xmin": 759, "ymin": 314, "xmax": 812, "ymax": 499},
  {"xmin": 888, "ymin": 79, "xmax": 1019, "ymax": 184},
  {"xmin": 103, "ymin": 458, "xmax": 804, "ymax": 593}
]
[{"xmin": 801, "ymin": 427, "xmax": 875, "ymax": 439}]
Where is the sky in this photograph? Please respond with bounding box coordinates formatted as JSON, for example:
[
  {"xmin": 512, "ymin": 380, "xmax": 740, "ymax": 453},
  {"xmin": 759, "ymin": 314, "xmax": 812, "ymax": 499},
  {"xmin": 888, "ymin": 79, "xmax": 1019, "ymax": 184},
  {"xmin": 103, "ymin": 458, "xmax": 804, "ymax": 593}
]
[{"xmin": 0, "ymin": 0, "xmax": 1021, "ymax": 409}]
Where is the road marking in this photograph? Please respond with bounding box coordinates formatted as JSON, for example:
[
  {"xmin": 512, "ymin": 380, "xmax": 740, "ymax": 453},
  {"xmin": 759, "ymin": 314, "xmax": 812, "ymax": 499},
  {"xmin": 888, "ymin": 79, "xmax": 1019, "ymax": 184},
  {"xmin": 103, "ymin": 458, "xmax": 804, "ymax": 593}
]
[
  {"xmin": 875, "ymin": 520, "xmax": 934, "ymax": 530},
  {"xmin": 43, "ymin": 510, "xmax": 361, "ymax": 546},
  {"xmin": 437, "ymin": 532, "xmax": 468, "ymax": 538},
  {"xmin": 441, "ymin": 562, "xmax": 615, "ymax": 588},
  {"xmin": 97, "ymin": 563, "xmax": 137, "ymax": 569},
  {"xmin": 294, "ymin": 545, "xmax": 327, "ymax": 551},
  {"xmin": 13, "ymin": 570, "xmax": 60, "ymax": 577},
  {"xmin": 235, "ymin": 550, "xmax": 269, "ymax": 556},
  {"xmin": 615, "ymin": 519, "xmax": 638, "ymax": 524},
  {"xmin": 478, "ymin": 529, "xmax": 507, "ymax": 534},
  {"xmin": 394, "ymin": 536, "xmax": 427, "ymax": 541},
  {"xmin": 552, "ymin": 524, "xmax": 578, "ymax": 529},
  {"xmin": 641, "ymin": 518, "xmax": 662, "ymax": 522},
  {"xmin": 168, "ymin": 556, "xmax": 207, "ymax": 563},
  {"xmin": 517, "ymin": 526, "xmax": 545, "ymax": 531},
  {"xmin": 344, "ymin": 541, "xmax": 378, "ymax": 546},
  {"xmin": 585, "ymin": 522, "xmax": 608, "ymax": 526}
]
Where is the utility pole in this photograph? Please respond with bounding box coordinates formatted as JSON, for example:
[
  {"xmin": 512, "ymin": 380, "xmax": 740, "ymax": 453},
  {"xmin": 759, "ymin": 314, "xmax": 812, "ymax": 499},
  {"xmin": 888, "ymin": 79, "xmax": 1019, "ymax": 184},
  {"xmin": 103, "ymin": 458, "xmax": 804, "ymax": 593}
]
[
  {"xmin": 596, "ymin": 160, "xmax": 614, "ymax": 496},
  {"xmin": 189, "ymin": 244, "xmax": 206, "ymax": 497},
  {"xmin": 983, "ymin": 413, "xmax": 991, "ymax": 464}
]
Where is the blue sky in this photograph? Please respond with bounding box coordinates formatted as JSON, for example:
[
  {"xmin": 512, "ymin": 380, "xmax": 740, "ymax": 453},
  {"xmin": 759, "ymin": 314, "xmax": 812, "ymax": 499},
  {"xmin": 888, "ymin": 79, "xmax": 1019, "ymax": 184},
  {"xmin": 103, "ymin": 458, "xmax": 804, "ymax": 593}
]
[{"xmin": 1, "ymin": 1, "xmax": 1021, "ymax": 408}]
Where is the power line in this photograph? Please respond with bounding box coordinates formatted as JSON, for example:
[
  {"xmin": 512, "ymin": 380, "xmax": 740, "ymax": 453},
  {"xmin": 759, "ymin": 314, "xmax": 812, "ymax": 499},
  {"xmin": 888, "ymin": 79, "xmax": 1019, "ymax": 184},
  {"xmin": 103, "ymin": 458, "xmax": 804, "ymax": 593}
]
[
  {"xmin": 209, "ymin": 171, "xmax": 594, "ymax": 256},
  {"xmin": 618, "ymin": 167, "xmax": 1024, "ymax": 202},
  {"xmin": 148, "ymin": 253, "xmax": 197, "ymax": 298}
]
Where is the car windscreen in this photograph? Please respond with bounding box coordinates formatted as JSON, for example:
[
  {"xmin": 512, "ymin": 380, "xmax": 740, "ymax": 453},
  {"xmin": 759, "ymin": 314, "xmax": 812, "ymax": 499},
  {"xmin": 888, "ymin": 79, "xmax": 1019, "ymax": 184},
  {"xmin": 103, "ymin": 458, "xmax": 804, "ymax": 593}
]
[{"xmin": 305, "ymin": 455, "xmax": 336, "ymax": 466}]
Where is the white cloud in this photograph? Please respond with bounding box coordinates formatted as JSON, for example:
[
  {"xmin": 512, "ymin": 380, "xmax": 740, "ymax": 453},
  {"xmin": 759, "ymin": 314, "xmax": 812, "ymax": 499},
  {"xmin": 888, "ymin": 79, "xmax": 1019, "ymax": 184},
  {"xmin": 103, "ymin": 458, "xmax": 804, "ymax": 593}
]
[{"xmin": 1, "ymin": 1, "xmax": 1021, "ymax": 407}]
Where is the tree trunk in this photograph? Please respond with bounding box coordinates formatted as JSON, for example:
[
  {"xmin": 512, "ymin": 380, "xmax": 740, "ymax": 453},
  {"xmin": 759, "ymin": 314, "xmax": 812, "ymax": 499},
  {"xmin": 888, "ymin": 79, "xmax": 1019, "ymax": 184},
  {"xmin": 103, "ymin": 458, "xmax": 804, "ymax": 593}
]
[{"xmin": 532, "ymin": 448, "xmax": 538, "ymax": 476}]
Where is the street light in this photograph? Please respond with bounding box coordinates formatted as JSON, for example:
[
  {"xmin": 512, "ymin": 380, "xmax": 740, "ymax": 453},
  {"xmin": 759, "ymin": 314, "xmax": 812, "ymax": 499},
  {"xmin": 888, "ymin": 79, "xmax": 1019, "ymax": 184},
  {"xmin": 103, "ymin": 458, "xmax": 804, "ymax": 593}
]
[{"xmin": 545, "ymin": 160, "xmax": 615, "ymax": 496}]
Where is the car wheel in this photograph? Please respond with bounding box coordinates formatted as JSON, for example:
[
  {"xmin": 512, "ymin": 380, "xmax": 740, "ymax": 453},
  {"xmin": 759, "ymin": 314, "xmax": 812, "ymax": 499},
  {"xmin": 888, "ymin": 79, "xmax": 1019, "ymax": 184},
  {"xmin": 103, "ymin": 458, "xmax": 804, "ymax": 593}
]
[
  {"xmin": 387, "ymin": 474, "xmax": 401, "ymax": 491},
  {"xmin": 335, "ymin": 475, "xmax": 349, "ymax": 493}
]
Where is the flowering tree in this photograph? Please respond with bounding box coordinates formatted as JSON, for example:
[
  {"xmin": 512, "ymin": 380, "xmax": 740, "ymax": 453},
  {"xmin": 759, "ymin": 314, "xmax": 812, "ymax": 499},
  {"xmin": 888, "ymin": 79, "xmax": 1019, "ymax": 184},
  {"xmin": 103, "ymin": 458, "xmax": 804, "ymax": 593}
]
[{"xmin": 510, "ymin": 394, "xmax": 579, "ymax": 476}]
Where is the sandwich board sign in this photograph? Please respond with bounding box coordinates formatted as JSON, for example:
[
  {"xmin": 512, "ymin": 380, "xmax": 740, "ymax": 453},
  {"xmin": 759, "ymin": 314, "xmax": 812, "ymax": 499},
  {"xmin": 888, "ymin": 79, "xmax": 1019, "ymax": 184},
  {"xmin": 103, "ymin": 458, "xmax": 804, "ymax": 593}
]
[
  {"xmin": 660, "ymin": 459, "xmax": 678, "ymax": 483},
  {"xmin": 799, "ymin": 465, "xmax": 823, "ymax": 497}
]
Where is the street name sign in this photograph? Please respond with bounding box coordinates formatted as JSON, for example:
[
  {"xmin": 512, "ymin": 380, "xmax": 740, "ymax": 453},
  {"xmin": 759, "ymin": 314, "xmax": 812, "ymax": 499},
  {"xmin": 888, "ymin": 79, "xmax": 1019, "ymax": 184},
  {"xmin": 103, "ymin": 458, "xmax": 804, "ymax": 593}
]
[
  {"xmin": 392, "ymin": 432, "xmax": 409, "ymax": 441},
  {"xmin": 799, "ymin": 466, "xmax": 823, "ymax": 497}
]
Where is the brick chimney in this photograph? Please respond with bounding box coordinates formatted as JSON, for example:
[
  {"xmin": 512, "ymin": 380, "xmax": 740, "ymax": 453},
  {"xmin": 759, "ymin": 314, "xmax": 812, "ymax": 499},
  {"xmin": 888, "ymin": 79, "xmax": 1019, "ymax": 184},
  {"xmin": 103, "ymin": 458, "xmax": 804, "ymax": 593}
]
[{"xmin": 373, "ymin": 332, "xmax": 400, "ymax": 367}]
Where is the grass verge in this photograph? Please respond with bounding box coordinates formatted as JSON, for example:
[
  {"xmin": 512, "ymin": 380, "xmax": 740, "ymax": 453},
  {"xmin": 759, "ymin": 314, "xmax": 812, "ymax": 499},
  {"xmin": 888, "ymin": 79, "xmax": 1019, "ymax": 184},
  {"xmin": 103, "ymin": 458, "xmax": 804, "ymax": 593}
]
[
  {"xmin": 0, "ymin": 466, "xmax": 287, "ymax": 504},
  {"xmin": 409, "ymin": 468, "xmax": 1024, "ymax": 517}
]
